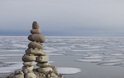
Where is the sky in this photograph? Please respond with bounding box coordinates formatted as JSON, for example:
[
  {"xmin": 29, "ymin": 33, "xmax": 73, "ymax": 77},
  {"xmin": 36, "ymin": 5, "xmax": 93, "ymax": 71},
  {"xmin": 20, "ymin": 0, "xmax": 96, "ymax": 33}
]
[{"xmin": 0, "ymin": 0, "xmax": 124, "ymax": 36}]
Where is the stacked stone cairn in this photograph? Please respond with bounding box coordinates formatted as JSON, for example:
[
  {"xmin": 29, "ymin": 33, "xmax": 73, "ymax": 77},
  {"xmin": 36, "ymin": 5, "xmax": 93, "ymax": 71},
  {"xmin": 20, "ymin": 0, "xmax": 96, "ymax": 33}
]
[{"xmin": 8, "ymin": 21, "xmax": 63, "ymax": 78}]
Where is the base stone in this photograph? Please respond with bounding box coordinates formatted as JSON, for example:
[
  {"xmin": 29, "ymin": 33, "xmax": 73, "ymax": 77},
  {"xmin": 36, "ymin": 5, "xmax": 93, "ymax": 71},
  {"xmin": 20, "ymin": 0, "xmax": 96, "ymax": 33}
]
[{"xmin": 7, "ymin": 69, "xmax": 63, "ymax": 78}]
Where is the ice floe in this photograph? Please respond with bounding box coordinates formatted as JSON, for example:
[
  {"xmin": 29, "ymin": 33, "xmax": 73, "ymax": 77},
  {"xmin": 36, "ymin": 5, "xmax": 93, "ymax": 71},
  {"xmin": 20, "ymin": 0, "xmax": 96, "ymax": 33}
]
[
  {"xmin": 97, "ymin": 62, "xmax": 121, "ymax": 66},
  {"xmin": 57, "ymin": 67, "xmax": 81, "ymax": 75},
  {"xmin": 77, "ymin": 58, "xmax": 102, "ymax": 63}
]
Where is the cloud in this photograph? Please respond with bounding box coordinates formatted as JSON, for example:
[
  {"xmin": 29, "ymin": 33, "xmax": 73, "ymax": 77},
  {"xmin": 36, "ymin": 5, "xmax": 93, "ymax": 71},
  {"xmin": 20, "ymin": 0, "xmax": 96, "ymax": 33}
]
[{"xmin": 0, "ymin": 0, "xmax": 124, "ymax": 36}]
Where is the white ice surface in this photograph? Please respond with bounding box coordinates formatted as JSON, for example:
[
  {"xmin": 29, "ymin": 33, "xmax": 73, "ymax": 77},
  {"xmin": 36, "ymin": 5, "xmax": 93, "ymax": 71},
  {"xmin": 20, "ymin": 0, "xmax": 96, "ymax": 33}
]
[
  {"xmin": 57, "ymin": 67, "xmax": 81, "ymax": 75},
  {"xmin": 0, "ymin": 54, "xmax": 23, "ymax": 57},
  {"xmin": 78, "ymin": 58, "xmax": 102, "ymax": 63}
]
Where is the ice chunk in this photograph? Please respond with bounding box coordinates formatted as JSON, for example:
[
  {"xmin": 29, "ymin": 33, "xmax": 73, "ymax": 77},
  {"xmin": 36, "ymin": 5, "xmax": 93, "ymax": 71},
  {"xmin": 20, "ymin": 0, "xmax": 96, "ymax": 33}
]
[{"xmin": 57, "ymin": 67, "xmax": 81, "ymax": 75}]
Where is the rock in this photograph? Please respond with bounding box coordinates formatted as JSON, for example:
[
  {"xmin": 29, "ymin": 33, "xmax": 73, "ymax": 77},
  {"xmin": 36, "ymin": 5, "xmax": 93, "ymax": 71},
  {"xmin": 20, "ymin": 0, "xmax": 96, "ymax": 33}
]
[
  {"xmin": 15, "ymin": 70, "xmax": 23, "ymax": 74},
  {"xmin": 37, "ymin": 63, "xmax": 52, "ymax": 68},
  {"xmin": 28, "ymin": 41, "xmax": 43, "ymax": 49},
  {"xmin": 22, "ymin": 66, "xmax": 34, "ymax": 73},
  {"xmin": 51, "ymin": 66, "xmax": 59, "ymax": 75},
  {"xmin": 8, "ymin": 70, "xmax": 24, "ymax": 78},
  {"xmin": 50, "ymin": 72, "xmax": 58, "ymax": 78},
  {"xmin": 8, "ymin": 21, "xmax": 63, "ymax": 78},
  {"xmin": 31, "ymin": 29, "xmax": 40, "ymax": 34},
  {"xmin": 32, "ymin": 21, "xmax": 39, "ymax": 29},
  {"xmin": 23, "ymin": 62, "xmax": 33, "ymax": 66},
  {"xmin": 25, "ymin": 48, "xmax": 46, "ymax": 56},
  {"xmin": 36, "ymin": 62, "xmax": 49, "ymax": 67},
  {"xmin": 22, "ymin": 54, "xmax": 36, "ymax": 62},
  {"xmin": 28, "ymin": 34, "xmax": 45, "ymax": 43},
  {"xmin": 36, "ymin": 55, "xmax": 48, "ymax": 63},
  {"xmin": 25, "ymin": 72, "xmax": 36, "ymax": 78},
  {"xmin": 37, "ymin": 67, "xmax": 53, "ymax": 73},
  {"xmin": 8, "ymin": 73, "xmax": 15, "ymax": 78},
  {"xmin": 14, "ymin": 74, "xmax": 24, "ymax": 78}
]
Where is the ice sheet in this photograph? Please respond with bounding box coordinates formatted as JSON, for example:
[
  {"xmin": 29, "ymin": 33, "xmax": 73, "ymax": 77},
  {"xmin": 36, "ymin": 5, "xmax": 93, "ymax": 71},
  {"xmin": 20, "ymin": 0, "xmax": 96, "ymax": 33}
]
[
  {"xmin": 57, "ymin": 67, "xmax": 81, "ymax": 75},
  {"xmin": 1, "ymin": 36, "xmax": 124, "ymax": 74}
]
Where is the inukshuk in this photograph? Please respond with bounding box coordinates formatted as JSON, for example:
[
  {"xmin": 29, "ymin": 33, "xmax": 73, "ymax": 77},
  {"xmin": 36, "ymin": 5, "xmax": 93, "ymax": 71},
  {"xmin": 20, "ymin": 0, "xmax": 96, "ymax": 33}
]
[{"xmin": 8, "ymin": 21, "xmax": 63, "ymax": 78}]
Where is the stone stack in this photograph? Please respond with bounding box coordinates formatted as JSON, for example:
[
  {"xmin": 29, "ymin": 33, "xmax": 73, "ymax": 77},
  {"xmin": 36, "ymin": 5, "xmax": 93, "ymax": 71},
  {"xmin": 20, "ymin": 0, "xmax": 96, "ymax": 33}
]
[
  {"xmin": 22, "ymin": 21, "xmax": 44, "ymax": 78},
  {"xmin": 8, "ymin": 21, "xmax": 63, "ymax": 78}
]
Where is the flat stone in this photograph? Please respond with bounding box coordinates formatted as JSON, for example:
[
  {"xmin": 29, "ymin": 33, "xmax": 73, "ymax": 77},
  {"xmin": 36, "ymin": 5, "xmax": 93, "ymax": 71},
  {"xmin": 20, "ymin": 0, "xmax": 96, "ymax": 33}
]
[
  {"xmin": 31, "ymin": 29, "xmax": 40, "ymax": 34},
  {"xmin": 28, "ymin": 34, "xmax": 45, "ymax": 43},
  {"xmin": 37, "ymin": 62, "xmax": 51, "ymax": 67},
  {"xmin": 23, "ymin": 62, "xmax": 33, "ymax": 66},
  {"xmin": 28, "ymin": 41, "xmax": 43, "ymax": 49},
  {"xmin": 22, "ymin": 54, "xmax": 36, "ymax": 62},
  {"xmin": 25, "ymin": 48, "xmax": 46, "ymax": 56},
  {"xmin": 37, "ymin": 67, "xmax": 53, "ymax": 73},
  {"xmin": 36, "ymin": 55, "xmax": 48, "ymax": 63}
]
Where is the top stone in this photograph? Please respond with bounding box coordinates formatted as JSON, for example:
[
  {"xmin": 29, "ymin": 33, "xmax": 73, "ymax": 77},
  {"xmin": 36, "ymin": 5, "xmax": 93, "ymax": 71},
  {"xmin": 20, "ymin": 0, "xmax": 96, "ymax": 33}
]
[{"xmin": 32, "ymin": 21, "xmax": 40, "ymax": 29}]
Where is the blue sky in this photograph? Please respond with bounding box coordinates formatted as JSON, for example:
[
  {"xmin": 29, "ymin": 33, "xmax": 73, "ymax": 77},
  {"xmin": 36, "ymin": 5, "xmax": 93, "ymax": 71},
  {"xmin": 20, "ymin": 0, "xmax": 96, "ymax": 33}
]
[{"xmin": 0, "ymin": 0, "xmax": 124, "ymax": 36}]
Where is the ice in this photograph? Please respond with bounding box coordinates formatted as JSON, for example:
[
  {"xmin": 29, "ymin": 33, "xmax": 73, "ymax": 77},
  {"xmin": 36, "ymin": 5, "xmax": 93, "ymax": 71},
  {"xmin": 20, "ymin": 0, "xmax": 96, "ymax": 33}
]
[
  {"xmin": 111, "ymin": 53, "xmax": 124, "ymax": 56},
  {"xmin": 0, "ymin": 63, "xmax": 22, "ymax": 73},
  {"xmin": 77, "ymin": 58, "xmax": 102, "ymax": 63},
  {"xmin": 2, "ymin": 49, "xmax": 23, "ymax": 52},
  {"xmin": 48, "ymin": 53, "xmax": 64, "ymax": 56},
  {"xmin": 102, "ymin": 59, "xmax": 122, "ymax": 63},
  {"xmin": 97, "ymin": 62, "xmax": 121, "ymax": 66},
  {"xmin": 1, "ymin": 36, "xmax": 124, "ymax": 74},
  {"xmin": 82, "ymin": 54, "xmax": 103, "ymax": 59},
  {"xmin": 0, "ymin": 57, "xmax": 7, "ymax": 60},
  {"xmin": 0, "ymin": 54, "xmax": 23, "ymax": 57},
  {"xmin": 44, "ymin": 47, "xmax": 58, "ymax": 53},
  {"xmin": 57, "ymin": 67, "xmax": 81, "ymax": 75},
  {"xmin": 13, "ymin": 44, "xmax": 27, "ymax": 48}
]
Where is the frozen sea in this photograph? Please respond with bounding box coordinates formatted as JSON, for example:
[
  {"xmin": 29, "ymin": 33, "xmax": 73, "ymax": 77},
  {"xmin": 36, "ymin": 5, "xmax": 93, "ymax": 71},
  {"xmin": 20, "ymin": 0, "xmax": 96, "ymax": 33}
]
[{"xmin": 1, "ymin": 36, "xmax": 124, "ymax": 78}]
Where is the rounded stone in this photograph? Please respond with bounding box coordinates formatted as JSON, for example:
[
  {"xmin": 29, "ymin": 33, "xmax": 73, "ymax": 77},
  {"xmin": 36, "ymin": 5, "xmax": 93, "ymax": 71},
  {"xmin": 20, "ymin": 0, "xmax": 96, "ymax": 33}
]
[
  {"xmin": 50, "ymin": 73, "xmax": 58, "ymax": 77},
  {"xmin": 25, "ymin": 72, "xmax": 36, "ymax": 78},
  {"xmin": 26, "ymin": 48, "xmax": 46, "ymax": 56},
  {"xmin": 31, "ymin": 29, "xmax": 40, "ymax": 34},
  {"xmin": 23, "ymin": 62, "xmax": 33, "ymax": 66},
  {"xmin": 11, "ymin": 70, "xmax": 24, "ymax": 78},
  {"xmin": 22, "ymin": 54, "xmax": 36, "ymax": 62},
  {"xmin": 28, "ymin": 41, "xmax": 43, "ymax": 49},
  {"xmin": 32, "ymin": 21, "xmax": 39, "ymax": 29},
  {"xmin": 28, "ymin": 34, "xmax": 45, "ymax": 43},
  {"xmin": 14, "ymin": 73, "xmax": 24, "ymax": 78},
  {"xmin": 36, "ymin": 62, "xmax": 50, "ymax": 67},
  {"xmin": 37, "ymin": 67, "xmax": 53, "ymax": 73},
  {"xmin": 22, "ymin": 66, "xmax": 34, "ymax": 74},
  {"xmin": 36, "ymin": 55, "xmax": 48, "ymax": 63}
]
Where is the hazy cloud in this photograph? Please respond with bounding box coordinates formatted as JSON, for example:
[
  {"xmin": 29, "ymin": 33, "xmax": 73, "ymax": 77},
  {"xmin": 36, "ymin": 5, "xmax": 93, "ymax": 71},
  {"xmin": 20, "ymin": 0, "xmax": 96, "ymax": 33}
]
[{"xmin": 0, "ymin": 0, "xmax": 124, "ymax": 36}]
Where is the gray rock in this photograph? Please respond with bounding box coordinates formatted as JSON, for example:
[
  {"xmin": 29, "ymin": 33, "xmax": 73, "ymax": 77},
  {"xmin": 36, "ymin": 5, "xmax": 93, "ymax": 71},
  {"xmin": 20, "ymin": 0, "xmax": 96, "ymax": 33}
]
[
  {"xmin": 31, "ymin": 29, "xmax": 40, "ymax": 34},
  {"xmin": 25, "ymin": 48, "xmax": 46, "ymax": 56},
  {"xmin": 36, "ymin": 62, "xmax": 49, "ymax": 67},
  {"xmin": 22, "ymin": 66, "xmax": 34, "ymax": 74},
  {"xmin": 25, "ymin": 72, "xmax": 36, "ymax": 78},
  {"xmin": 23, "ymin": 62, "xmax": 33, "ymax": 66},
  {"xmin": 36, "ymin": 55, "xmax": 48, "ymax": 63},
  {"xmin": 22, "ymin": 54, "xmax": 36, "ymax": 62},
  {"xmin": 28, "ymin": 34, "xmax": 45, "ymax": 43},
  {"xmin": 32, "ymin": 21, "xmax": 40, "ymax": 29},
  {"xmin": 37, "ymin": 67, "xmax": 53, "ymax": 73},
  {"xmin": 28, "ymin": 41, "xmax": 43, "ymax": 49}
]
